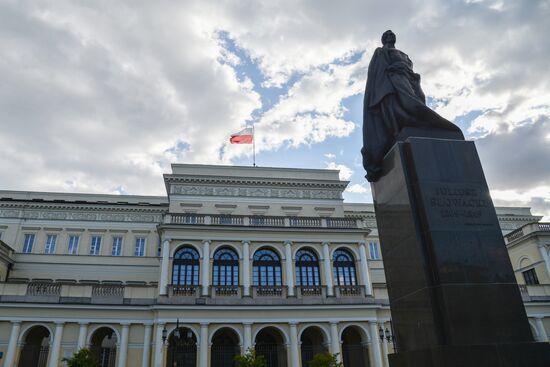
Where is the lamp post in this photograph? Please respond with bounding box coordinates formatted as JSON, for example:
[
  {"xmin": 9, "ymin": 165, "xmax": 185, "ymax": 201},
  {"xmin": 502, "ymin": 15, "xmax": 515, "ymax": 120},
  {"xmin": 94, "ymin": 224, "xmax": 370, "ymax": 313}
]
[{"xmin": 379, "ymin": 323, "xmax": 396, "ymax": 350}]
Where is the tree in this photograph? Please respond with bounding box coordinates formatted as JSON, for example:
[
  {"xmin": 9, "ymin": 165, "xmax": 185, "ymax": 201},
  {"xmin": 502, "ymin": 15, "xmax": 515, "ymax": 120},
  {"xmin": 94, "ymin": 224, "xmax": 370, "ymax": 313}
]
[
  {"xmin": 62, "ymin": 348, "xmax": 100, "ymax": 367},
  {"xmin": 234, "ymin": 349, "xmax": 267, "ymax": 367},
  {"xmin": 308, "ymin": 352, "xmax": 343, "ymax": 367}
]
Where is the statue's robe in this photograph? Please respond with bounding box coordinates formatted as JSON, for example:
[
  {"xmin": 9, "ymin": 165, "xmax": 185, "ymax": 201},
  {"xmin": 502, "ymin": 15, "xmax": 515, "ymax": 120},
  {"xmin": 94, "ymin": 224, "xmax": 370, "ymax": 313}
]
[{"xmin": 361, "ymin": 46, "xmax": 464, "ymax": 182}]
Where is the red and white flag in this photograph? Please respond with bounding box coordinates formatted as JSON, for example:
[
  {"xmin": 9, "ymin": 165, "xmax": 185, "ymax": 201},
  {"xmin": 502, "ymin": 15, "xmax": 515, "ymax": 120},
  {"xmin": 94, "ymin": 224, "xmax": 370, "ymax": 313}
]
[{"xmin": 229, "ymin": 127, "xmax": 253, "ymax": 144}]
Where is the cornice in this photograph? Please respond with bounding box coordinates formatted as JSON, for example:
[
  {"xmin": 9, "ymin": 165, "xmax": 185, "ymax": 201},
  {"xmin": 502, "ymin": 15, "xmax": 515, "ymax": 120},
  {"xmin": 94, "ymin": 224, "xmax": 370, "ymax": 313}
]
[
  {"xmin": 164, "ymin": 175, "xmax": 348, "ymax": 189},
  {"xmin": 0, "ymin": 202, "xmax": 167, "ymax": 213}
]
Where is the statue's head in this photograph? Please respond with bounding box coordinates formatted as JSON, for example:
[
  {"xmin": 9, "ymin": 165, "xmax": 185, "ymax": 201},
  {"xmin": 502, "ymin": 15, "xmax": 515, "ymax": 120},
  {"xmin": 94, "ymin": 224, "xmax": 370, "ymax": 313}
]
[{"xmin": 381, "ymin": 30, "xmax": 396, "ymax": 46}]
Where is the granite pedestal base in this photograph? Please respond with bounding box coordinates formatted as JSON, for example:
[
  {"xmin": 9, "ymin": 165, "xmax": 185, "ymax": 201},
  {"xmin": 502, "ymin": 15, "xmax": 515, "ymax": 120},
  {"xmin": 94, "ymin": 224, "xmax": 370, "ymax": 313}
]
[{"xmin": 371, "ymin": 137, "xmax": 550, "ymax": 366}]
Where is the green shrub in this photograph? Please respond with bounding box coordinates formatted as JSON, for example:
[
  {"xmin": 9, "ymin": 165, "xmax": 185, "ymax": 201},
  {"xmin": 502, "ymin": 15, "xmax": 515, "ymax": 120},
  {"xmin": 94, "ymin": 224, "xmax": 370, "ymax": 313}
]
[
  {"xmin": 234, "ymin": 349, "xmax": 267, "ymax": 367},
  {"xmin": 308, "ymin": 352, "xmax": 343, "ymax": 367},
  {"xmin": 62, "ymin": 348, "xmax": 100, "ymax": 367}
]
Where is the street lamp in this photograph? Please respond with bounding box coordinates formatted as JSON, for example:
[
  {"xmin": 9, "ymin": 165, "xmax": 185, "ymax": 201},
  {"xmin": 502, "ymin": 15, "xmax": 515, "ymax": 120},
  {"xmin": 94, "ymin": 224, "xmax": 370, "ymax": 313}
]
[
  {"xmin": 162, "ymin": 325, "xmax": 168, "ymax": 345},
  {"xmin": 379, "ymin": 324, "xmax": 396, "ymax": 350}
]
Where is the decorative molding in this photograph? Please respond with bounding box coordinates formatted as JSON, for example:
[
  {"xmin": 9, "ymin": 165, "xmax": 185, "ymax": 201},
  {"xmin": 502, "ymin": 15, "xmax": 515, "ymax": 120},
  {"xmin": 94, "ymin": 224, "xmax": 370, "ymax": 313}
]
[
  {"xmin": 0, "ymin": 208, "xmax": 163, "ymax": 223},
  {"xmin": 170, "ymin": 185, "xmax": 342, "ymax": 200}
]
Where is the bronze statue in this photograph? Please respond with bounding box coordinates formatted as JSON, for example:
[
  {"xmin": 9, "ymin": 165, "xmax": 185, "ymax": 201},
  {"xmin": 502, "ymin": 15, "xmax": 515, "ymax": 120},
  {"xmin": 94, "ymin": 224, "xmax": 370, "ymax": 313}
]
[{"xmin": 361, "ymin": 30, "xmax": 464, "ymax": 182}]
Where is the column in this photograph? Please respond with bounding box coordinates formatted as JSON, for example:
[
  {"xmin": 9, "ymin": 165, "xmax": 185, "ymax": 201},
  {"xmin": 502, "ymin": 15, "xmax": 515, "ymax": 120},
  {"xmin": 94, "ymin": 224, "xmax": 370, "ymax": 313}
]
[
  {"xmin": 199, "ymin": 323, "xmax": 209, "ymax": 367},
  {"xmin": 3, "ymin": 321, "xmax": 21, "ymax": 367},
  {"xmin": 242, "ymin": 241, "xmax": 251, "ymax": 296},
  {"xmin": 77, "ymin": 322, "xmax": 88, "ymax": 350},
  {"xmin": 285, "ymin": 241, "xmax": 295, "ymax": 296},
  {"xmin": 323, "ymin": 242, "xmax": 334, "ymax": 296},
  {"xmin": 159, "ymin": 240, "xmax": 170, "ymax": 295},
  {"xmin": 118, "ymin": 323, "xmax": 130, "ymax": 367},
  {"xmin": 289, "ymin": 323, "xmax": 300, "ymax": 367},
  {"xmin": 142, "ymin": 323, "xmax": 153, "ymax": 367},
  {"xmin": 381, "ymin": 325, "xmax": 389, "ymax": 367},
  {"xmin": 201, "ymin": 240, "xmax": 211, "ymax": 296},
  {"xmin": 48, "ymin": 322, "xmax": 64, "ymax": 367},
  {"xmin": 153, "ymin": 323, "xmax": 165, "ymax": 367},
  {"xmin": 329, "ymin": 322, "xmax": 341, "ymax": 360},
  {"xmin": 359, "ymin": 242, "xmax": 373, "ymax": 295},
  {"xmin": 369, "ymin": 321, "xmax": 383, "ymax": 367},
  {"xmin": 535, "ymin": 317, "xmax": 549, "ymax": 342},
  {"xmin": 243, "ymin": 322, "xmax": 253, "ymax": 353},
  {"xmin": 538, "ymin": 245, "xmax": 550, "ymax": 280}
]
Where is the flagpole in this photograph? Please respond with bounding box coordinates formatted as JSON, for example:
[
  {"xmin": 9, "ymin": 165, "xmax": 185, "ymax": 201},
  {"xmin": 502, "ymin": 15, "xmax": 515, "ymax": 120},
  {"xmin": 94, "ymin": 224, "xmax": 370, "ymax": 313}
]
[{"xmin": 252, "ymin": 124, "xmax": 256, "ymax": 167}]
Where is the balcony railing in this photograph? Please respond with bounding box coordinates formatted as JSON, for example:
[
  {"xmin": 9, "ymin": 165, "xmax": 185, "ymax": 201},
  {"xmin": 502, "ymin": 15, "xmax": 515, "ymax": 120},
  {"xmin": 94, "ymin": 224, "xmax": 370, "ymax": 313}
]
[
  {"xmin": 92, "ymin": 284, "xmax": 124, "ymax": 297},
  {"xmin": 519, "ymin": 284, "xmax": 550, "ymax": 301},
  {"xmin": 334, "ymin": 285, "xmax": 365, "ymax": 297},
  {"xmin": 296, "ymin": 285, "xmax": 325, "ymax": 298},
  {"xmin": 211, "ymin": 285, "xmax": 241, "ymax": 298},
  {"xmin": 506, "ymin": 222, "xmax": 550, "ymax": 244},
  {"xmin": 167, "ymin": 214, "xmax": 359, "ymax": 229},
  {"xmin": 26, "ymin": 282, "xmax": 61, "ymax": 296},
  {"xmin": 168, "ymin": 285, "xmax": 200, "ymax": 297},
  {"xmin": 252, "ymin": 286, "xmax": 287, "ymax": 298}
]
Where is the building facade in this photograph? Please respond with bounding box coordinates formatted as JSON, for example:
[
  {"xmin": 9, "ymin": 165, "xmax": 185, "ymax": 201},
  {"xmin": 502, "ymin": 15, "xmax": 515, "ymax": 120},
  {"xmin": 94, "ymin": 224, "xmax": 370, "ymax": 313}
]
[{"xmin": 0, "ymin": 164, "xmax": 548, "ymax": 367}]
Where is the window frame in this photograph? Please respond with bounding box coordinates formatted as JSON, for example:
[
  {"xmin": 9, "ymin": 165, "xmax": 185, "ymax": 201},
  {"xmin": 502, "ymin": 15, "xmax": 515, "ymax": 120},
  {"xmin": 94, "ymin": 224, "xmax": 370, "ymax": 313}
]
[
  {"xmin": 295, "ymin": 248, "xmax": 321, "ymax": 287},
  {"xmin": 67, "ymin": 235, "xmax": 80, "ymax": 255},
  {"xmin": 134, "ymin": 237, "xmax": 146, "ymax": 257},
  {"xmin": 332, "ymin": 248, "xmax": 358, "ymax": 286},
  {"xmin": 252, "ymin": 248, "xmax": 282, "ymax": 287},
  {"xmin": 212, "ymin": 247, "xmax": 239, "ymax": 286},
  {"xmin": 368, "ymin": 242, "xmax": 380, "ymax": 260},
  {"xmin": 172, "ymin": 246, "xmax": 200, "ymax": 286},
  {"xmin": 22, "ymin": 233, "xmax": 36, "ymax": 253},
  {"xmin": 44, "ymin": 234, "xmax": 57, "ymax": 254},
  {"xmin": 89, "ymin": 235, "xmax": 102, "ymax": 256},
  {"xmin": 523, "ymin": 268, "xmax": 540, "ymax": 285},
  {"xmin": 111, "ymin": 236, "xmax": 123, "ymax": 256}
]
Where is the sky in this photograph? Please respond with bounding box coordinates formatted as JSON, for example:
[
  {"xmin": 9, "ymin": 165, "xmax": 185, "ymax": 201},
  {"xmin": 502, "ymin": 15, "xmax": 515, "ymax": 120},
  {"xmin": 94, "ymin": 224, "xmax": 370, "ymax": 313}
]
[{"xmin": 0, "ymin": 0, "xmax": 549, "ymax": 219}]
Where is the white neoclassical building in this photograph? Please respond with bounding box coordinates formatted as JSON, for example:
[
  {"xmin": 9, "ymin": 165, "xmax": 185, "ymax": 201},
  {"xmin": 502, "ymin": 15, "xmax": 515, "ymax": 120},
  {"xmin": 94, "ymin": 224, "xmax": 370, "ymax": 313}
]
[{"xmin": 0, "ymin": 164, "xmax": 548, "ymax": 367}]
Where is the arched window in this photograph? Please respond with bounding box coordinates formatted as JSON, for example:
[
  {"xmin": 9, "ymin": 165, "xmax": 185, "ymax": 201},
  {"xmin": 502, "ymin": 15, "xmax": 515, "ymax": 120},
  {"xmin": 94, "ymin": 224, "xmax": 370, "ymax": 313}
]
[
  {"xmin": 213, "ymin": 247, "xmax": 239, "ymax": 286},
  {"xmin": 295, "ymin": 248, "xmax": 320, "ymax": 286},
  {"xmin": 333, "ymin": 249, "xmax": 357, "ymax": 286},
  {"xmin": 253, "ymin": 248, "xmax": 282, "ymax": 286},
  {"xmin": 172, "ymin": 247, "xmax": 200, "ymax": 286}
]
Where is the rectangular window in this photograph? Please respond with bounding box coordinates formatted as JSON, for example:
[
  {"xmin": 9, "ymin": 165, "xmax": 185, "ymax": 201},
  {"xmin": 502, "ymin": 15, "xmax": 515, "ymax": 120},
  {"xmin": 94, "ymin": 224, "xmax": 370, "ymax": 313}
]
[
  {"xmin": 112, "ymin": 236, "xmax": 123, "ymax": 256},
  {"xmin": 134, "ymin": 237, "xmax": 146, "ymax": 256},
  {"xmin": 44, "ymin": 234, "xmax": 57, "ymax": 254},
  {"xmin": 369, "ymin": 242, "xmax": 380, "ymax": 260},
  {"xmin": 523, "ymin": 269, "xmax": 539, "ymax": 285},
  {"xmin": 68, "ymin": 235, "xmax": 80, "ymax": 255},
  {"xmin": 22, "ymin": 234, "xmax": 35, "ymax": 253},
  {"xmin": 90, "ymin": 236, "xmax": 102, "ymax": 255}
]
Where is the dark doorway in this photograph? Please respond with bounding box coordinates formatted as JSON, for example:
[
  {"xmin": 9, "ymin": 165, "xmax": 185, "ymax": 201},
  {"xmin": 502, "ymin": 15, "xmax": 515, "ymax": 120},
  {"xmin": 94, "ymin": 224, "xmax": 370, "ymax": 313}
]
[
  {"xmin": 300, "ymin": 327, "xmax": 328, "ymax": 366},
  {"xmin": 341, "ymin": 326, "xmax": 370, "ymax": 367},
  {"xmin": 255, "ymin": 327, "xmax": 287, "ymax": 367},
  {"xmin": 167, "ymin": 327, "xmax": 197, "ymax": 367},
  {"xmin": 211, "ymin": 328, "xmax": 240, "ymax": 367},
  {"xmin": 90, "ymin": 327, "xmax": 117, "ymax": 367},
  {"xmin": 17, "ymin": 326, "xmax": 50, "ymax": 367}
]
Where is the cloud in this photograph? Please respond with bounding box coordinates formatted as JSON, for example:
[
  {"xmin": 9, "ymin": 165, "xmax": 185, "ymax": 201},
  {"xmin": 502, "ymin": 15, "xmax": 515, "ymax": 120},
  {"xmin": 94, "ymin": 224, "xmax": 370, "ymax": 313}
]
[
  {"xmin": 346, "ymin": 184, "xmax": 368, "ymax": 194},
  {"xmin": 324, "ymin": 153, "xmax": 336, "ymax": 159},
  {"xmin": 326, "ymin": 162, "xmax": 353, "ymax": 181},
  {"xmin": 0, "ymin": 0, "xmax": 548, "ymax": 216}
]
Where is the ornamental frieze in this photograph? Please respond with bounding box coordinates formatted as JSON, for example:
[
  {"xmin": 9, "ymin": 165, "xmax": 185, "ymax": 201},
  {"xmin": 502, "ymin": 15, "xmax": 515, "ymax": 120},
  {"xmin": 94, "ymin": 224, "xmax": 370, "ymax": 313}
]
[
  {"xmin": 170, "ymin": 185, "xmax": 342, "ymax": 200},
  {"xmin": 0, "ymin": 209, "xmax": 162, "ymax": 223}
]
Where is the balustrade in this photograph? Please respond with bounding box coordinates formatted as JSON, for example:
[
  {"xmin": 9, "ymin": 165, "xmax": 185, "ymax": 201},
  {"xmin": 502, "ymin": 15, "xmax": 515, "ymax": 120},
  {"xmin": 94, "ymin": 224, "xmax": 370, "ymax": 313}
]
[
  {"xmin": 26, "ymin": 282, "xmax": 61, "ymax": 296},
  {"xmin": 211, "ymin": 285, "xmax": 241, "ymax": 297},
  {"xmin": 252, "ymin": 286, "xmax": 286, "ymax": 298},
  {"xmin": 92, "ymin": 284, "xmax": 124, "ymax": 297},
  {"xmin": 296, "ymin": 285, "xmax": 325, "ymax": 298},
  {"xmin": 169, "ymin": 285, "xmax": 200, "ymax": 297},
  {"xmin": 335, "ymin": 285, "xmax": 365, "ymax": 297}
]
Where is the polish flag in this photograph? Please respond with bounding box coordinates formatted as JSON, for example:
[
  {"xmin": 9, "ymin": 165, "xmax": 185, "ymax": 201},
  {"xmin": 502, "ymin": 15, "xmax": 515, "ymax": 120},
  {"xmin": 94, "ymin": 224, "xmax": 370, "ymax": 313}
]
[{"xmin": 230, "ymin": 127, "xmax": 253, "ymax": 144}]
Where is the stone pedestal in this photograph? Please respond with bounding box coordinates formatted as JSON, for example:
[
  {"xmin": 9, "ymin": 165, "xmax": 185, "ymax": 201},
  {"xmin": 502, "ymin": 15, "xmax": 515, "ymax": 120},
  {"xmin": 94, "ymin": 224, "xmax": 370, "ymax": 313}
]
[{"xmin": 372, "ymin": 137, "xmax": 550, "ymax": 367}]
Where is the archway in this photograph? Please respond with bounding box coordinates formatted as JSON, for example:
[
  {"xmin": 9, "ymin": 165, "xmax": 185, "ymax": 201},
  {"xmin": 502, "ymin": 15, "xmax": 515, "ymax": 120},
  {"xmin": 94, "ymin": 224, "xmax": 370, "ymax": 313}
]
[
  {"xmin": 17, "ymin": 325, "xmax": 50, "ymax": 367},
  {"xmin": 341, "ymin": 326, "xmax": 370, "ymax": 367},
  {"xmin": 90, "ymin": 327, "xmax": 117, "ymax": 367},
  {"xmin": 211, "ymin": 327, "xmax": 241, "ymax": 367},
  {"xmin": 167, "ymin": 327, "xmax": 197, "ymax": 367},
  {"xmin": 255, "ymin": 327, "xmax": 287, "ymax": 367},
  {"xmin": 300, "ymin": 326, "xmax": 328, "ymax": 366}
]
